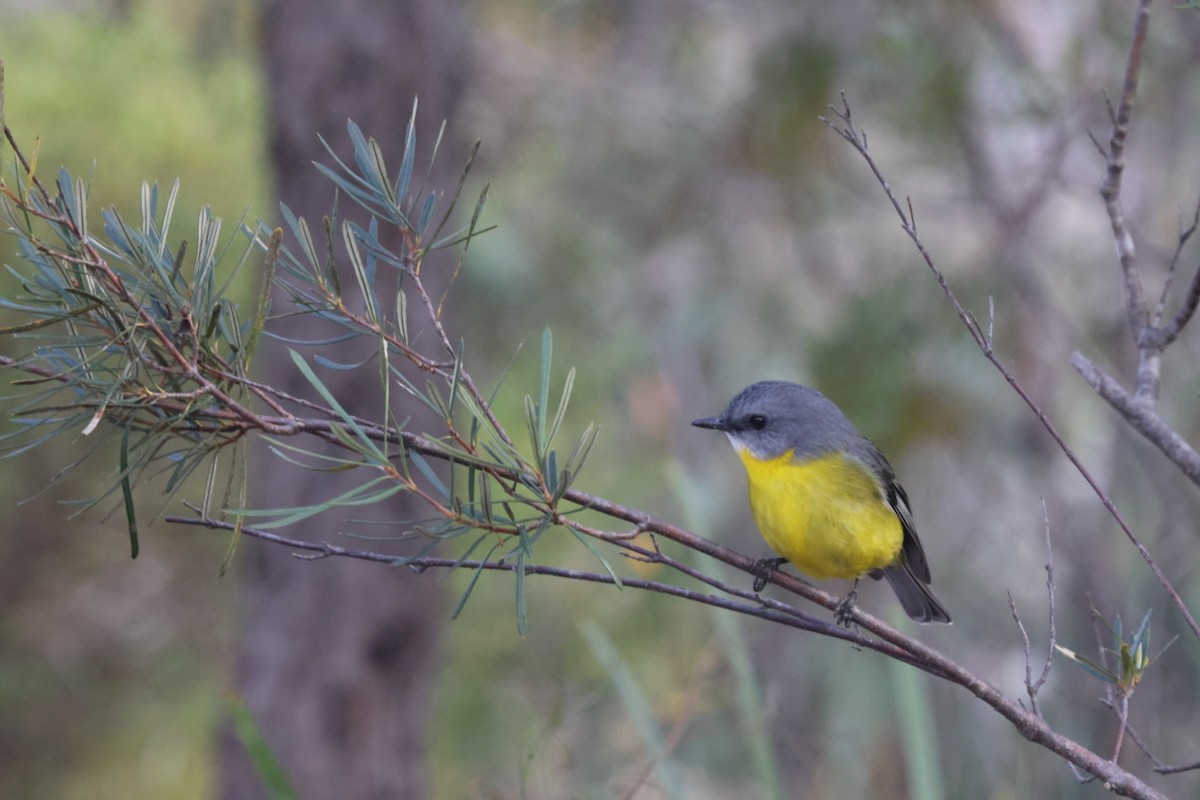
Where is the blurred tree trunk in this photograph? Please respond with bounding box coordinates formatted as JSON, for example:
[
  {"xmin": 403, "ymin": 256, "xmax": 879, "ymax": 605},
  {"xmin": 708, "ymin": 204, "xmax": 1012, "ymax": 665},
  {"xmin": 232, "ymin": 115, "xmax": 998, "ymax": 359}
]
[{"xmin": 219, "ymin": 2, "xmax": 471, "ymax": 798}]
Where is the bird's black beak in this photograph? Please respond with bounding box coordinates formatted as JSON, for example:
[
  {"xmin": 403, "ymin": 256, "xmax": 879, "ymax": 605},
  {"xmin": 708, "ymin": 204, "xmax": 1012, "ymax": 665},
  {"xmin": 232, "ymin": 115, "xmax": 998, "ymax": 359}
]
[{"xmin": 691, "ymin": 415, "xmax": 727, "ymax": 431}]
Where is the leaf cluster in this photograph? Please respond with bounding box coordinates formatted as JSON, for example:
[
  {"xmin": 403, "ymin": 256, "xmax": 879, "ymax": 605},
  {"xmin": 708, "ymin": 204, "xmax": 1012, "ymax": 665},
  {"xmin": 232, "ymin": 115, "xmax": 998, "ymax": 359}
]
[{"xmin": 1, "ymin": 104, "xmax": 606, "ymax": 629}]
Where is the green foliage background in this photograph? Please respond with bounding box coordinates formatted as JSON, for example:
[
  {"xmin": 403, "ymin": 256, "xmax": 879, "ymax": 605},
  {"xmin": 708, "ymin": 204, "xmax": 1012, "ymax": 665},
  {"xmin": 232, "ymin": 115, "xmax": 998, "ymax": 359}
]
[{"xmin": 3, "ymin": 1, "xmax": 1200, "ymax": 798}]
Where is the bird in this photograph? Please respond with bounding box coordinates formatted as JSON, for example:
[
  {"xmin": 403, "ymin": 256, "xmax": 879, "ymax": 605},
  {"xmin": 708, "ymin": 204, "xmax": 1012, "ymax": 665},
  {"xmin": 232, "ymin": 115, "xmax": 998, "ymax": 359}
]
[{"xmin": 692, "ymin": 380, "xmax": 951, "ymax": 624}]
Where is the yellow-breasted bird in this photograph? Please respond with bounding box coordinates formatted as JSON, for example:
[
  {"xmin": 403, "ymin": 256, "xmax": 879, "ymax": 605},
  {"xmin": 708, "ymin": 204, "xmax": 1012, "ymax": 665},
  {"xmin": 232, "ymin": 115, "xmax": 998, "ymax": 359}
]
[{"xmin": 692, "ymin": 380, "xmax": 951, "ymax": 623}]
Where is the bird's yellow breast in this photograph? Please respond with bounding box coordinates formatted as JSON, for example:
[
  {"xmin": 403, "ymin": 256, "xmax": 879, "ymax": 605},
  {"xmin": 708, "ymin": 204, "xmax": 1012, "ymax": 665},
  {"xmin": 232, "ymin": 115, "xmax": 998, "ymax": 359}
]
[{"xmin": 736, "ymin": 448, "xmax": 903, "ymax": 579}]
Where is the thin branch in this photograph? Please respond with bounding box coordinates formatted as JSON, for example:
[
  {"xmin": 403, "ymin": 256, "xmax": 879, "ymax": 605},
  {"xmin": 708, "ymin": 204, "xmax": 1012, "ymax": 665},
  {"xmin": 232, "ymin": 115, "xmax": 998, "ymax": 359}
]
[
  {"xmin": 1122, "ymin": 719, "xmax": 1200, "ymax": 775},
  {"xmin": 1034, "ymin": 501, "xmax": 1058, "ymax": 697},
  {"xmin": 1151, "ymin": 194, "xmax": 1200, "ymax": 337},
  {"xmin": 1071, "ymin": 352, "xmax": 1200, "ymax": 488},
  {"xmin": 1008, "ymin": 592, "xmax": 1038, "ymax": 711},
  {"xmin": 1112, "ymin": 693, "xmax": 1130, "ymax": 763},
  {"xmin": 1008, "ymin": 499, "xmax": 1058, "ymax": 718},
  {"xmin": 165, "ymin": 511, "xmax": 1168, "ymax": 799},
  {"xmin": 1097, "ymin": 0, "xmax": 1153, "ymax": 378},
  {"xmin": 166, "ymin": 514, "xmax": 901, "ymax": 652}
]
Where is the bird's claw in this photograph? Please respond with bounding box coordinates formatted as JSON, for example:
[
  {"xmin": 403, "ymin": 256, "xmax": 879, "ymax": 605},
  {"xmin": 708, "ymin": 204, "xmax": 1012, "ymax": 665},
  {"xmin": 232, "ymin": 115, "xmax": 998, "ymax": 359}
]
[{"xmin": 751, "ymin": 557, "xmax": 788, "ymax": 593}]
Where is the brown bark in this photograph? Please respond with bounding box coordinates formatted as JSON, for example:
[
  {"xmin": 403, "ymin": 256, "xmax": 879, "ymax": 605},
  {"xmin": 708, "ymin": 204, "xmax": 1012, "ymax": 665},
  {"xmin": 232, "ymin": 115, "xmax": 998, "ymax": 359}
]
[{"xmin": 220, "ymin": 2, "xmax": 471, "ymax": 798}]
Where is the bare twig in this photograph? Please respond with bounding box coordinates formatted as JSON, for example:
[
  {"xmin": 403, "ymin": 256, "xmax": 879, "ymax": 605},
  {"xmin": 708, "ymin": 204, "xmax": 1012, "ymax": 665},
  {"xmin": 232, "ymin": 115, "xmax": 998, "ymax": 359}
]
[
  {"xmin": 1009, "ymin": 500, "xmax": 1058, "ymax": 718},
  {"xmin": 1097, "ymin": 0, "xmax": 1153, "ymax": 394},
  {"xmin": 1123, "ymin": 721, "xmax": 1200, "ymax": 775},
  {"xmin": 1071, "ymin": 353, "xmax": 1200, "ymax": 487},
  {"xmin": 1151, "ymin": 194, "xmax": 1200, "ymax": 337},
  {"xmin": 165, "ymin": 514, "xmax": 905, "ymax": 656},
  {"xmin": 1112, "ymin": 693, "xmax": 1130, "ymax": 763}
]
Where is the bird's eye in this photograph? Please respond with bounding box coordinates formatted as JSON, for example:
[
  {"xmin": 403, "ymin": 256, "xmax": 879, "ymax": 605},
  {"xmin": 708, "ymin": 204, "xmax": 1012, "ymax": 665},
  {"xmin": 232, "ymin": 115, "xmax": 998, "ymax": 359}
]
[{"xmin": 747, "ymin": 414, "xmax": 768, "ymax": 430}]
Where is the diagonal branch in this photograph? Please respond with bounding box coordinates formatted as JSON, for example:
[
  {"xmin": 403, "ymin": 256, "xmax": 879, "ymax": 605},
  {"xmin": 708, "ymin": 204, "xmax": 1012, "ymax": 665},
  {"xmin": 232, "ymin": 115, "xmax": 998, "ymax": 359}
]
[
  {"xmin": 165, "ymin": 511, "xmax": 1169, "ymax": 800},
  {"xmin": 1071, "ymin": 352, "xmax": 1200, "ymax": 487},
  {"xmin": 820, "ymin": 95, "xmax": 1200, "ymax": 646}
]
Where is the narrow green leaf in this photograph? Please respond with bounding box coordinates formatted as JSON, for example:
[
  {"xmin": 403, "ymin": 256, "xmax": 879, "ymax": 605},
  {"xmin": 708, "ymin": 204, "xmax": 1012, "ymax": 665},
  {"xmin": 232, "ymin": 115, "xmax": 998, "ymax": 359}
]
[
  {"xmin": 120, "ymin": 425, "xmax": 138, "ymax": 559},
  {"xmin": 545, "ymin": 450, "xmax": 558, "ymax": 498},
  {"xmin": 447, "ymin": 339, "xmax": 464, "ymax": 422},
  {"xmin": 564, "ymin": 422, "xmax": 599, "ymax": 478},
  {"xmin": 426, "ymin": 140, "xmax": 481, "ymax": 249},
  {"xmin": 312, "ymin": 353, "xmax": 375, "ymax": 371},
  {"xmin": 396, "ymin": 99, "xmax": 417, "ymax": 202},
  {"xmin": 312, "ymin": 161, "xmax": 382, "ymax": 216},
  {"xmin": 515, "ymin": 550, "xmax": 528, "ymax": 635},
  {"xmin": 395, "ymin": 289, "xmax": 409, "ymax": 343},
  {"xmin": 387, "ymin": 537, "xmax": 443, "ymax": 566},
  {"xmin": 546, "ymin": 366, "xmax": 575, "ymax": 450},
  {"xmin": 227, "ymin": 695, "xmax": 300, "ymax": 800},
  {"xmin": 217, "ymin": 438, "xmax": 249, "ymax": 578},
  {"xmin": 568, "ymin": 527, "xmax": 623, "ymax": 588},
  {"xmin": 342, "ymin": 221, "xmax": 378, "ymax": 323},
  {"xmin": 160, "ymin": 178, "xmax": 180, "ymax": 259},
  {"xmin": 250, "ymin": 480, "xmax": 407, "ymax": 529},
  {"xmin": 451, "ymin": 541, "xmax": 502, "ymax": 620},
  {"xmin": 524, "ymin": 394, "xmax": 541, "ymax": 462},
  {"xmin": 243, "ymin": 227, "xmax": 282, "ymax": 369},
  {"xmin": 466, "ymin": 462, "xmax": 478, "ymax": 511},
  {"xmin": 409, "ymin": 451, "xmax": 449, "ymax": 498},
  {"xmin": 1054, "ymin": 645, "xmax": 1117, "ymax": 683},
  {"xmin": 445, "ymin": 532, "xmax": 490, "ymax": 570},
  {"xmin": 289, "ymin": 349, "xmax": 387, "ymax": 463},
  {"xmin": 537, "ymin": 326, "xmax": 552, "ymax": 446},
  {"xmin": 368, "ymin": 137, "xmax": 397, "ymax": 206},
  {"xmin": 1132, "ymin": 609, "xmax": 1153, "ymax": 653}
]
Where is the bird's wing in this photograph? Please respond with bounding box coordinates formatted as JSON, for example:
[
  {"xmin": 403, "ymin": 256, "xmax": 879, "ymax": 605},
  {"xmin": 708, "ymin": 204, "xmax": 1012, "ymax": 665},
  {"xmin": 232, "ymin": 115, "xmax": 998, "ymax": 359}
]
[{"xmin": 860, "ymin": 441, "xmax": 933, "ymax": 584}]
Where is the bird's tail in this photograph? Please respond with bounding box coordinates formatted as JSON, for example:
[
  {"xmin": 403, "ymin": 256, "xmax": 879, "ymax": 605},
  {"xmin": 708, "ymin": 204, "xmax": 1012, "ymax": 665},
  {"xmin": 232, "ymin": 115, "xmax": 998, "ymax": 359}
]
[{"xmin": 880, "ymin": 563, "xmax": 952, "ymax": 624}]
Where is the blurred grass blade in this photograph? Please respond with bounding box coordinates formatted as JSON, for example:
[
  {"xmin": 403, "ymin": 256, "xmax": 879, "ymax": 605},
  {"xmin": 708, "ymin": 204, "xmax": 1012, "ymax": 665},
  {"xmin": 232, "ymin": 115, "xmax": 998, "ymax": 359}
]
[
  {"xmin": 890, "ymin": 658, "xmax": 945, "ymax": 800},
  {"xmin": 713, "ymin": 609, "xmax": 780, "ymax": 800},
  {"xmin": 582, "ymin": 623, "xmax": 683, "ymax": 800},
  {"xmin": 227, "ymin": 694, "xmax": 300, "ymax": 800}
]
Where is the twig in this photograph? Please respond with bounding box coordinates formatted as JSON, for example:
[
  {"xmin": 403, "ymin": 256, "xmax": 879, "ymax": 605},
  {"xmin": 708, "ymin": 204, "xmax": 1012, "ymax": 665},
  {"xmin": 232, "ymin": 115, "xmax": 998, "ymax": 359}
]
[
  {"xmin": 1097, "ymin": 0, "xmax": 1154, "ymax": 400},
  {"xmin": 165, "ymin": 514, "xmax": 906, "ymax": 656},
  {"xmin": 1151, "ymin": 194, "xmax": 1200, "ymax": 338},
  {"xmin": 1009, "ymin": 499, "xmax": 1058, "ymax": 718},
  {"xmin": 1112, "ymin": 693, "xmax": 1130, "ymax": 763},
  {"xmin": 1071, "ymin": 352, "xmax": 1200, "ymax": 487},
  {"xmin": 1123, "ymin": 720, "xmax": 1200, "ymax": 775}
]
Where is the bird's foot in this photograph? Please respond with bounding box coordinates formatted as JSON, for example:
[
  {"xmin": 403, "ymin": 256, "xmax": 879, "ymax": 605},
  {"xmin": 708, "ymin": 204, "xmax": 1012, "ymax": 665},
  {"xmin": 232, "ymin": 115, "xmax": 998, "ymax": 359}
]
[
  {"xmin": 834, "ymin": 588, "xmax": 859, "ymax": 627},
  {"xmin": 751, "ymin": 557, "xmax": 788, "ymax": 593}
]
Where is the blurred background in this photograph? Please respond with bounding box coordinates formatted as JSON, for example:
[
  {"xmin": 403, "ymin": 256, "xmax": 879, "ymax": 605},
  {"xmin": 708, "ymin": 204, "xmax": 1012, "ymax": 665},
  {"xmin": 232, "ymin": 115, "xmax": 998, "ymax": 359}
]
[{"xmin": 2, "ymin": 0, "xmax": 1200, "ymax": 797}]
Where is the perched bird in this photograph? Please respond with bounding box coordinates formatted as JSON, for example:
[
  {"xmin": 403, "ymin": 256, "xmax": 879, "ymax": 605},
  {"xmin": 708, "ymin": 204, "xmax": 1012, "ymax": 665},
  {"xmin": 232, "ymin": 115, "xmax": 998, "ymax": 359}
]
[{"xmin": 692, "ymin": 380, "xmax": 951, "ymax": 623}]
